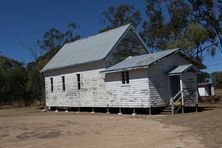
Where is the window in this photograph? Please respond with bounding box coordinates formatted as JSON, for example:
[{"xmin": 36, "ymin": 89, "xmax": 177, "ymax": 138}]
[
  {"xmin": 121, "ymin": 71, "xmax": 129, "ymax": 84},
  {"xmin": 50, "ymin": 78, "xmax": 53, "ymax": 92},
  {"xmin": 77, "ymin": 74, "xmax": 81, "ymax": 89},
  {"xmin": 62, "ymin": 76, "xmax": 65, "ymax": 91}
]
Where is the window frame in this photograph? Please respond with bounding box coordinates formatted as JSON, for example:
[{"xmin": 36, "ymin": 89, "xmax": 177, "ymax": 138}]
[
  {"xmin": 121, "ymin": 71, "xmax": 130, "ymax": 84},
  {"xmin": 125, "ymin": 71, "xmax": 129, "ymax": 84},
  {"xmin": 62, "ymin": 76, "xmax": 65, "ymax": 91},
  {"xmin": 50, "ymin": 78, "xmax": 53, "ymax": 92},
  {"xmin": 76, "ymin": 74, "xmax": 81, "ymax": 90}
]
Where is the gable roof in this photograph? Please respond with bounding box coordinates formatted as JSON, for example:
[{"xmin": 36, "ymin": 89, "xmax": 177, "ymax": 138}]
[
  {"xmin": 169, "ymin": 64, "xmax": 192, "ymax": 75},
  {"xmin": 168, "ymin": 64, "xmax": 201, "ymax": 76},
  {"xmin": 41, "ymin": 24, "xmax": 149, "ymax": 72},
  {"xmin": 102, "ymin": 48, "xmax": 179, "ymax": 73},
  {"xmin": 102, "ymin": 48, "xmax": 206, "ymax": 73}
]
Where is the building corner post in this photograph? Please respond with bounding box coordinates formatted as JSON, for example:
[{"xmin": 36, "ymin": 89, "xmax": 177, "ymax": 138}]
[
  {"xmin": 182, "ymin": 105, "xmax": 184, "ymax": 114},
  {"xmin": 91, "ymin": 107, "xmax": 95, "ymax": 114},
  {"xmin": 118, "ymin": 107, "xmax": 122, "ymax": 115},
  {"xmin": 149, "ymin": 106, "xmax": 152, "ymax": 115},
  {"xmin": 65, "ymin": 107, "xmax": 69, "ymax": 112},
  {"xmin": 106, "ymin": 105, "xmax": 110, "ymax": 114},
  {"xmin": 77, "ymin": 107, "xmax": 80, "ymax": 113},
  {"xmin": 195, "ymin": 103, "xmax": 198, "ymax": 112},
  {"xmin": 171, "ymin": 97, "xmax": 174, "ymax": 115},
  {"xmin": 132, "ymin": 108, "xmax": 136, "ymax": 116}
]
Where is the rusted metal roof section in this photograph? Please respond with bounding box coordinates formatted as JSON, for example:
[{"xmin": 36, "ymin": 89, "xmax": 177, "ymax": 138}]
[
  {"xmin": 41, "ymin": 24, "xmax": 132, "ymax": 72},
  {"xmin": 102, "ymin": 48, "xmax": 180, "ymax": 73}
]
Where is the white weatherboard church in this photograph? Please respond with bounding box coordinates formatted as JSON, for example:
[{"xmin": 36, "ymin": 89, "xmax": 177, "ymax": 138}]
[{"xmin": 41, "ymin": 24, "xmax": 206, "ymax": 114}]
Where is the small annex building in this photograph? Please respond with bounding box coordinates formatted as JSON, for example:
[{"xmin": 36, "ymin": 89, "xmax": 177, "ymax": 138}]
[
  {"xmin": 198, "ymin": 82, "xmax": 215, "ymax": 97},
  {"xmin": 41, "ymin": 24, "xmax": 206, "ymax": 114}
]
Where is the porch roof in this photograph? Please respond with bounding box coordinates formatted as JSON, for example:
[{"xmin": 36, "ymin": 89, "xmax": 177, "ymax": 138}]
[{"xmin": 168, "ymin": 64, "xmax": 200, "ymax": 76}]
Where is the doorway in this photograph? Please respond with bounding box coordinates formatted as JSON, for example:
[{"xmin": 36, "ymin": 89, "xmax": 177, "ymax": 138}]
[{"xmin": 169, "ymin": 75, "xmax": 181, "ymax": 97}]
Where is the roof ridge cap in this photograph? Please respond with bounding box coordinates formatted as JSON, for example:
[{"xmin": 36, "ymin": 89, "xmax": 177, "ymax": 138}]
[{"xmin": 64, "ymin": 24, "xmax": 131, "ymax": 46}]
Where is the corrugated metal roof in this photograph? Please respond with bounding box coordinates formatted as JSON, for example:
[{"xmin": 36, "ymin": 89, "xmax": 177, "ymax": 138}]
[
  {"xmin": 102, "ymin": 48, "xmax": 180, "ymax": 73},
  {"xmin": 168, "ymin": 64, "xmax": 192, "ymax": 75},
  {"xmin": 168, "ymin": 64, "xmax": 201, "ymax": 76},
  {"xmin": 41, "ymin": 24, "xmax": 132, "ymax": 72}
]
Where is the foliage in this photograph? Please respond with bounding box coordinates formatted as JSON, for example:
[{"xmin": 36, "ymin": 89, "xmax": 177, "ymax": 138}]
[
  {"xmin": 100, "ymin": 4, "xmax": 142, "ymax": 32},
  {"xmin": 212, "ymin": 71, "xmax": 222, "ymax": 89},
  {"xmin": 140, "ymin": 0, "xmax": 222, "ymax": 61},
  {"xmin": 0, "ymin": 56, "xmax": 27, "ymax": 107},
  {"xmin": 197, "ymin": 71, "xmax": 211, "ymax": 83},
  {"xmin": 0, "ymin": 22, "xmax": 80, "ymax": 107},
  {"xmin": 26, "ymin": 22, "xmax": 80, "ymax": 105},
  {"xmin": 37, "ymin": 22, "xmax": 80, "ymax": 65},
  {"xmin": 1, "ymin": 1, "xmax": 222, "ymax": 106},
  {"xmin": 190, "ymin": 0, "xmax": 222, "ymax": 54}
]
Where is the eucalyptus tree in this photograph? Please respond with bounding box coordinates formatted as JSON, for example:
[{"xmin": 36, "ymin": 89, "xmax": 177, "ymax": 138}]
[
  {"xmin": 141, "ymin": 0, "xmax": 222, "ymax": 61},
  {"xmin": 100, "ymin": 4, "xmax": 142, "ymax": 32}
]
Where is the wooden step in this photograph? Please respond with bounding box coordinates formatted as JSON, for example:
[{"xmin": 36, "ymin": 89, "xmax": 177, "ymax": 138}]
[{"xmin": 160, "ymin": 112, "xmax": 172, "ymax": 115}]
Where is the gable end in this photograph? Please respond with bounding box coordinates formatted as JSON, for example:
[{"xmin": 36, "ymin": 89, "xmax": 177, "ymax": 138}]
[{"xmin": 104, "ymin": 27, "xmax": 150, "ymax": 68}]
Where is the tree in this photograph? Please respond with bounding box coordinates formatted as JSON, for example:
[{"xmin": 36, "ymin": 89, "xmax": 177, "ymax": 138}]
[
  {"xmin": 212, "ymin": 71, "xmax": 222, "ymax": 89},
  {"xmin": 0, "ymin": 69, "xmax": 7, "ymax": 109},
  {"xmin": 197, "ymin": 71, "xmax": 211, "ymax": 83},
  {"xmin": 21, "ymin": 22, "xmax": 80, "ymax": 105},
  {"xmin": 167, "ymin": 23, "xmax": 210, "ymax": 61},
  {"xmin": 100, "ymin": 4, "xmax": 142, "ymax": 32},
  {"xmin": 37, "ymin": 22, "xmax": 80, "ymax": 62},
  {"xmin": 0, "ymin": 56, "xmax": 27, "ymax": 107},
  {"xmin": 141, "ymin": 0, "xmax": 221, "ymax": 61},
  {"xmin": 189, "ymin": 0, "xmax": 222, "ymax": 54}
]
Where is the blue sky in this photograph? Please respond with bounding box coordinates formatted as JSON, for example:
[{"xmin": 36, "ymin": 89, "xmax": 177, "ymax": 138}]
[{"xmin": 0, "ymin": 0, "xmax": 221, "ymax": 73}]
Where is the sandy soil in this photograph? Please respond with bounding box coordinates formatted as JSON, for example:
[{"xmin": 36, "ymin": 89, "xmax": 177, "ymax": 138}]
[
  {"xmin": 150, "ymin": 104, "xmax": 222, "ymax": 148},
  {"xmin": 0, "ymin": 108, "xmax": 204, "ymax": 148}
]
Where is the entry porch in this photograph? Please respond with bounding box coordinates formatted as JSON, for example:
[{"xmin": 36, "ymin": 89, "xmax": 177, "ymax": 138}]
[{"xmin": 168, "ymin": 64, "xmax": 200, "ymax": 114}]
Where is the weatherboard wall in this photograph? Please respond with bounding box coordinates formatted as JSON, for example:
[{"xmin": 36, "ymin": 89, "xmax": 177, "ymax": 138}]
[
  {"xmin": 44, "ymin": 61, "xmax": 107, "ymax": 107},
  {"xmin": 105, "ymin": 69, "xmax": 150, "ymax": 108},
  {"xmin": 147, "ymin": 54, "xmax": 191, "ymax": 107},
  {"xmin": 44, "ymin": 28, "xmax": 149, "ymax": 108},
  {"xmin": 181, "ymin": 72, "xmax": 198, "ymax": 106},
  {"xmin": 44, "ymin": 53, "xmax": 199, "ymax": 108}
]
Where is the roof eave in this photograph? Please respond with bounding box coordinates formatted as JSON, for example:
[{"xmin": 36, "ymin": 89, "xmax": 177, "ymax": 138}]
[
  {"xmin": 101, "ymin": 65, "xmax": 149, "ymax": 73},
  {"xmin": 168, "ymin": 65, "xmax": 202, "ymax": 76},
  {"xmin": 41, "ymin": 59, "xmax": 104, "ymax": 73},
  {"xmin": 41, "ymin": 24, "xmax": 132, "ymax": 73},
  {"xmin": 102, "ymin": 48, "xmax": 180, "ymax": 73},
  {"xmin": 177, "ymin": 51, "xmax": 207, "ymax": 69}
]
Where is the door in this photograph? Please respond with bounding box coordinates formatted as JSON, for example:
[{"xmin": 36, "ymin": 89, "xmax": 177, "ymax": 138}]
[{"xmin": 169, "ymin": 75, "xmax": 181, "ymax": 97}]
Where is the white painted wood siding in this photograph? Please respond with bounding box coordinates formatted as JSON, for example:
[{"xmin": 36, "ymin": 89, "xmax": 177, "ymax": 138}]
[
  {"xmin": 105, "ymin": 69, "xmax": 150, "ymax": 108},
  {"xmin": 44, "ymin": 61, "xmax": 107, "ymax": 107},
  {"xmin": 147, "ymin": 54, "xmax": 191, "ymax": 107},
  {"xmin": 44, "ymin": 53, "xmax": 199, "ymax": 108},
  {"xmin": 181, "ymin": 72, "xmax": 198, "ymax": 106}
]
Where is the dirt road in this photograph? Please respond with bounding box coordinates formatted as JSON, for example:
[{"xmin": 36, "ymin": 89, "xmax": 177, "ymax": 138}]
[{"xmin": 0, "ymin": 108, "xmax": 204, "ymax": 148}]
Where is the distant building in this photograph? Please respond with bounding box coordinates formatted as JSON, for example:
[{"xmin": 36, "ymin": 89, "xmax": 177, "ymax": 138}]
[{"xmin": 198, "ymin": 83, "xmax": 215, "ymax": 97}]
